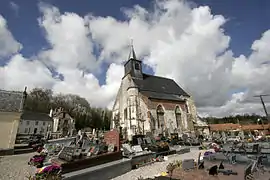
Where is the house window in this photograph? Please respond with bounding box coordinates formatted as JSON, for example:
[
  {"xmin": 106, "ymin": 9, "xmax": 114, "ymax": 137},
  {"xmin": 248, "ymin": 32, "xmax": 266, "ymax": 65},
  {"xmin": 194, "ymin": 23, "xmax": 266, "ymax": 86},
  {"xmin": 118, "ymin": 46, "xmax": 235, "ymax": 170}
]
[
  {"xmin": 26, "ymin": 121, "xmax": 30, "ymax": 125},
  {"xmin": 24, "ymin": 128, "xmax": 28, "ymax": 133},
  {"xmin": 43, "ymin": 122, "xmax": 46, "ymax": 126},
  {"xmin": 135, "ymin": 63, "xmax": 140, "ymax": 70},
  {"xmin": 175, "ymin": 106, "xmax": 182, "ymax": 129},
  {"xmin": 35, "ymin": 121, "xmax": 39, "ymax": 126}
]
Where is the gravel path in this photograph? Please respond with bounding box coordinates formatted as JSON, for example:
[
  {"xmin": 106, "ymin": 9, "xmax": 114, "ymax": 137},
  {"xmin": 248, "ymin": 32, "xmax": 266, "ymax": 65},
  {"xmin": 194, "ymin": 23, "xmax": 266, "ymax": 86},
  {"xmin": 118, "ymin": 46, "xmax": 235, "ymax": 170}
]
[
  {"xmin": 0, "ymin": 153, "xmax": 36, "ymax": 180},
  {"xmin": 112, "ymin": 150, "xmax": 201, "ymax": 180}
]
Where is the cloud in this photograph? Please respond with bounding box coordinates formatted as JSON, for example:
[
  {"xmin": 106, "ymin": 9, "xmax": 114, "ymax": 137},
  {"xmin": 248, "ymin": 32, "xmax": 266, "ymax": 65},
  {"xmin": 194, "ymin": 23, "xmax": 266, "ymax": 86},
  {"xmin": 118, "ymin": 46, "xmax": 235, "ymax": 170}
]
[
  {"xmin": 9, "ymin": 2, "xmax": 19, "ymax": 16},
  {"xmin": 0, "ymin": 0, "xmax": 270, "ymax": 117},
  {"xmin": 0, "ymin": 15, "xmax": 21, "ymax": 58}
]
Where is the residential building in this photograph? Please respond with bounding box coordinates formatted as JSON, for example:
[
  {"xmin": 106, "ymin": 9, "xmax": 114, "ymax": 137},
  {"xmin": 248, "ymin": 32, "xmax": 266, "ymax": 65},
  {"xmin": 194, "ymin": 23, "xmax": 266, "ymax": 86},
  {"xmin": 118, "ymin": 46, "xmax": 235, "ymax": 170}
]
[
  {"xmin": 209, "ymin": 123, "xmax": 270, "ymax": 137},
  {"xmin": 50, "ymin": 108, "xmax": 76, "ymax": 138},
  {"xmin": 193, "ymin": 116, "xmax": 210, "ymax": 136},
  {"xmin": 111, "ymin": 43, "xmax": 198, "ymax": 140},
  {"xmin": 17, "ymin": 111, "xmax": 53, "ymax": 136},
  {"xmin": 0, "ymin": 88, "xmax": 27, "ymax": 155}
]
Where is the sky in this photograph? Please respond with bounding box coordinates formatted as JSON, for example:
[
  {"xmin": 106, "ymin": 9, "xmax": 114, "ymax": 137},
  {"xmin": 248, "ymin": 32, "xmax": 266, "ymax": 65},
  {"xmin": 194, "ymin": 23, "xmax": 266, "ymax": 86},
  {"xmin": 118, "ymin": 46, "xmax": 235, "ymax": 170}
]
[{"xmin": 0, "ymin": 0, "xmax": 270, "ymax": 117}]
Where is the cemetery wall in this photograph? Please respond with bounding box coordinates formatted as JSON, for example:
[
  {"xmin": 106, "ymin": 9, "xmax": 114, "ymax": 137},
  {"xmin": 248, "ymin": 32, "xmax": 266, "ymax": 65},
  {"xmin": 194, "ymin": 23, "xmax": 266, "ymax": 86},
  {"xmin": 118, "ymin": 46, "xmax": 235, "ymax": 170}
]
[{"xmin": 63, "ymin": 159, "xmax": 132, "ymax": 180}]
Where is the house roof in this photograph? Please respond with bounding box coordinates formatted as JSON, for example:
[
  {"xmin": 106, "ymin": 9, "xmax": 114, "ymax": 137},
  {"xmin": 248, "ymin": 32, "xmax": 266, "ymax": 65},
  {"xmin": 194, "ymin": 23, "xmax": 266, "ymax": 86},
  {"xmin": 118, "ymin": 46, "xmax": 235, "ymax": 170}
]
[
  {"xmin": 134, "ymin": 74, "xmax": 189, "ymax": 101},
  {"xmin": 209, "ymin": 123, "xmax": 270, "ymax": 131},
  {"xmin": 21, "ymin": 111, "xmax": 53, "ymax": 122},
  {"xmin": 0, "ymin": 90, "xmax": 23, "ymax": 112},
  {"xmin": 209, "ymin": 123, "xmax": 241, "ymax": 131},
  {"xmin": 241, "ymin": 124, "xmax": 270, "ymax": 130}
]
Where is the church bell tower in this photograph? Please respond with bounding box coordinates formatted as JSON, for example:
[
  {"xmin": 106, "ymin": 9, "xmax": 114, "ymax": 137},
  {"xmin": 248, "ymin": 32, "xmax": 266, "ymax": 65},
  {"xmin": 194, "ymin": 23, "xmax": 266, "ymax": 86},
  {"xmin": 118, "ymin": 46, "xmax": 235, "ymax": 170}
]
[{"xmin": 124, "ymin": 40, "xmax": 143, "ymax": 79}]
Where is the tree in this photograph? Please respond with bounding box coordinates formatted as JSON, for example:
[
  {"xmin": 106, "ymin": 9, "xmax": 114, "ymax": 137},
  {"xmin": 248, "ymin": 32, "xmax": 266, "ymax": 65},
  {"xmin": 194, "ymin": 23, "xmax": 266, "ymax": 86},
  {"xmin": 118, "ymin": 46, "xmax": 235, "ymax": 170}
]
[
  {"xmin": 25, "ymin": 88, "xmax": 53, "ymax": 113},
  {"xmin": 24, "ymin": 88, "xmax": 112, "ymax": 130}
]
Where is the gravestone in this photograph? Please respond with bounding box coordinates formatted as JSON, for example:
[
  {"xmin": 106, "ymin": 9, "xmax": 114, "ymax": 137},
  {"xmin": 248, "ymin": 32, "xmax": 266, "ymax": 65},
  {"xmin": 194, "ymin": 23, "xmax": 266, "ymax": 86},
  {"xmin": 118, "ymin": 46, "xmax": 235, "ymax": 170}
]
[
  {"xmin": 252, "ymin": 144, "xmax": 260, "ymax": 154},
  {"xmin": 122, "ymin": 144, "xmax": 134, "ymax": 154},
  {"xmin": 182, "ymin": 159, "xmax": 195, "ymax": 170},
  {"xmin": 244, "ymin": 163, "xmax": 253, "ymax": 180},
  {"xmin": 132, "ymin": 145, "xmax": 143, "ymax": 153},
  {"xmin": 58, "ymin": 146, "xmax": 76, "ymax": 162},
  {"xmin": 104, "ymin": 129, "xmax": 120, "ymax": 152},
  {"xmin": 82, "ymin": 138, "xmax": 92, "ymax": 151},
  {"xmin": 137, "ymin": 138, "xmax": 143, "ymax": 145},
  {"xmin": 144, "ymin": 137, "xmax": 152, "ymax": 144},
  {"xmin": 230, "ymin": 154, "xmax": 237, "ymax": 164}
]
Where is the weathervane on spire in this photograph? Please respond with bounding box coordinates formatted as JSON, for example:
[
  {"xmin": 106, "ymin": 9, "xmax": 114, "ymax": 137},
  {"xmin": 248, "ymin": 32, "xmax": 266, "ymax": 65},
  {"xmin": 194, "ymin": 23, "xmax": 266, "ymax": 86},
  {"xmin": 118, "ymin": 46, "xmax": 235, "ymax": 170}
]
[
  {"xmin": 128, "ymin": 38, "xmax": 136, "ymax": 60},
  {"xmin": 130, "ymin": 38, "xmax": 133, "ymax": 47}
]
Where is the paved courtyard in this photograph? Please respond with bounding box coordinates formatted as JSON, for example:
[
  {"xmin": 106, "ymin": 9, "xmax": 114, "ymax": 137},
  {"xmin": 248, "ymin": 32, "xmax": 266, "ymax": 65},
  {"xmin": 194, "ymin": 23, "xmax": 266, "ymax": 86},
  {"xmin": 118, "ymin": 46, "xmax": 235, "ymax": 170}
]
[
  {"xmin": 113, "ymin": 150, "xmax": 201, "ymax": 180},
  {"xmin": 0, "ymin": 152, "xmax": 36, "ymax": 180}
]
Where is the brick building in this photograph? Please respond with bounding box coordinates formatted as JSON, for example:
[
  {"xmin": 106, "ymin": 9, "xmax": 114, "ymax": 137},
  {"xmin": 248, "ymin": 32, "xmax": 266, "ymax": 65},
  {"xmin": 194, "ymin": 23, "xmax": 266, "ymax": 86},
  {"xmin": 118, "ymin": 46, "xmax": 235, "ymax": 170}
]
[{"xmin": 111, "ymin": 44, "xmax": 198, "ymax": 140}]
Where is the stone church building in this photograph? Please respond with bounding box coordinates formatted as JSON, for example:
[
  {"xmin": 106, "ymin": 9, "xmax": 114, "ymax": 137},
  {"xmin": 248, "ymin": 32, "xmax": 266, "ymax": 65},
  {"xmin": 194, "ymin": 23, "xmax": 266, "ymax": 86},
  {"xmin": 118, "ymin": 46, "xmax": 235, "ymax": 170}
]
[{"xmin": 112, "ymin": 44, "xmax": 198, "ymax": 140}]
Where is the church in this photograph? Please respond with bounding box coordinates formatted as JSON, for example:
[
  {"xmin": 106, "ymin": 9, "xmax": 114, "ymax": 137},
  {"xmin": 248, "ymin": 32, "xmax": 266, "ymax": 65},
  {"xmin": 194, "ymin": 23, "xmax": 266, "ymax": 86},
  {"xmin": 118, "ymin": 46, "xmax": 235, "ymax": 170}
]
[{"xmin": 111, "ymin": 43, "xmax": 199, "ymax": 140}]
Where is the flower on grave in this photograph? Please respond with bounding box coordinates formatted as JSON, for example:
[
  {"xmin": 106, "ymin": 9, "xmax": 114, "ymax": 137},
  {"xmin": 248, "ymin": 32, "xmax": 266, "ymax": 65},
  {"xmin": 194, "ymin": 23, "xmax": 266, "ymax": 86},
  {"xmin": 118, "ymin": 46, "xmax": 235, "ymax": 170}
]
[
  {"xmin": 36, "ymin": 164, "xmax": 62, "ymax": 175},
  {"xmin": 28, "ymin": 155, "xmax": 46, "ymax": 166}
]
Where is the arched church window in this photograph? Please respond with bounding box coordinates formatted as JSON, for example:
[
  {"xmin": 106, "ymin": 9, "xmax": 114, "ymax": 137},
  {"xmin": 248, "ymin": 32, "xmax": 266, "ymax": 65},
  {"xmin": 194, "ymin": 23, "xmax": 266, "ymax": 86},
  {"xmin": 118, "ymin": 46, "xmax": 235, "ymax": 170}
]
[
  {"xmin": 185, "ymin": 103, "xmax": 189, "ymax": 113},
  {"xmin": 175, "ymin": 106, "xmax": 181, "ymax": 128},
  {"xmin": 135, "ymin": 62, "xmax": 140, "ymax": 70},
  {"xmin": 156, "ymin": 105, "xmax": 165, "ymax": 128}
]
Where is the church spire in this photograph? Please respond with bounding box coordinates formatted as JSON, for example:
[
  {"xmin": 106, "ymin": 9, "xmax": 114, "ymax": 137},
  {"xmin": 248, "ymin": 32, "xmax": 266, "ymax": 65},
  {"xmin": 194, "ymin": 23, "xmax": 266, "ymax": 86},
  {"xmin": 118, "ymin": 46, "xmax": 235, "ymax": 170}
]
[{"xmin": 128, "ymin": 39, "xmax": 137, "ymax": 60}]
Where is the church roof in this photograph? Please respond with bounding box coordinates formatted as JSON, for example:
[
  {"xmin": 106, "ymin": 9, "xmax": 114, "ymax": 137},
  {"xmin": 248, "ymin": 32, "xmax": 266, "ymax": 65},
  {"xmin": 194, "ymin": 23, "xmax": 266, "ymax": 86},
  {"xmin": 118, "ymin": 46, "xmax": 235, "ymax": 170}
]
[
  {"xmin": 0, "ymin": 90, "xmax": 23, "ymax": 112},
  {"xmin": 133, "ymin": 73, "xmax": 190, "ymax": 101}
]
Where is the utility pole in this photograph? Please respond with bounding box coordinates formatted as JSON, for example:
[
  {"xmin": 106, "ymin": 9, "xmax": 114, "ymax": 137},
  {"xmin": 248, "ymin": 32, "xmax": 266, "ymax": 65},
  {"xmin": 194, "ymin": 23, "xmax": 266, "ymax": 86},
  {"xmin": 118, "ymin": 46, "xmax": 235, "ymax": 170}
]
[{"xmin": 254, "ymin": 94, "xmax": 270, "ymax": 123}]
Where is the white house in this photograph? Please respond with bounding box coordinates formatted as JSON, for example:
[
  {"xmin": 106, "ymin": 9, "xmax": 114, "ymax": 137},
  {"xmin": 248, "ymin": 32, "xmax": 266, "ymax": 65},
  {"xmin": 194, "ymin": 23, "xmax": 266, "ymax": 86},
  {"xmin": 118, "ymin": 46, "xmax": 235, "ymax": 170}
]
[{"xmin": 17, "ymin": 111, "xmax": 53, "ymax": 136}]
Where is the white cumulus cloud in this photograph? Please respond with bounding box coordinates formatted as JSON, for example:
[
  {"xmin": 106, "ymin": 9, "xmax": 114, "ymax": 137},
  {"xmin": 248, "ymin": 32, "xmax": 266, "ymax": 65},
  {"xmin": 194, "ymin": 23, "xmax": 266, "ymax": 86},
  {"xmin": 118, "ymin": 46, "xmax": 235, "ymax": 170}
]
[
  {"xmin": 0, "ymin": 0, "xmax": 270, "ymax": 117},
  {"xmin": 0, "ymin": 15, "xmax": 21, "ymax": 57}
]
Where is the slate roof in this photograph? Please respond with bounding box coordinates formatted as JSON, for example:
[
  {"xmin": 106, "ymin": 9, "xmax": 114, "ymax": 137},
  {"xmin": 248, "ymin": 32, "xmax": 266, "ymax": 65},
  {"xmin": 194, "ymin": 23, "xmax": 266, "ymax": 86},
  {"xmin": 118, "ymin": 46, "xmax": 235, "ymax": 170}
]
[
  {"xmin": 133, "ymin": 73, "xmax": 189, "ymax": 101},
  {"xmin": 21, "ymin": 111, "xmax": 53, "ymax": 122},
  {"xmin": 0, "ymin": 90, "xmax": 23, "ymax": 112}
]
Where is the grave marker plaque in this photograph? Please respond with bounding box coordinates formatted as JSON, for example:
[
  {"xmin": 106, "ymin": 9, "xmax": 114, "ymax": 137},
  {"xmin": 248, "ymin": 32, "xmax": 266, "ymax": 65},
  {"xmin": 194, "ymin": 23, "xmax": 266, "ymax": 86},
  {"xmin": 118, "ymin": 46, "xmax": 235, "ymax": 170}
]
[
  {"xmin": 58, "ymin": 146, "xmax": 76, "ymax": 162},
  {"xmin": 182, "ymin": 159, "xmax": 195, "ymax": 170},
  {"xmin": 132, "ymin": 145, "xmax": 143, "ymax": 153},
  {"xmin": 144, "ymin": 137, "xmax": 152, "ymax": 144},
  {"xmin": 104, "ymin": 130, "xmax": 120, "ymax": 152},
  {"xmin": 108, "ymin": 144, "xmax": 115, "ymax": 152}
]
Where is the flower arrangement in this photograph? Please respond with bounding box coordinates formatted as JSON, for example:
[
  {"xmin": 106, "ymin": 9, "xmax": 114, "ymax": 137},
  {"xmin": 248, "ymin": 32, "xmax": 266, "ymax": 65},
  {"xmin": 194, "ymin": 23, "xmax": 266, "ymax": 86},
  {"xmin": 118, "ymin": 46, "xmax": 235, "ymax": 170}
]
[
  {"xmin": 29, "ymin": 165, "xmax": 62, "ymax": 180},
  {"xmin": 28, "ymin": 154, "xmax": 46, "ymax": 167}
]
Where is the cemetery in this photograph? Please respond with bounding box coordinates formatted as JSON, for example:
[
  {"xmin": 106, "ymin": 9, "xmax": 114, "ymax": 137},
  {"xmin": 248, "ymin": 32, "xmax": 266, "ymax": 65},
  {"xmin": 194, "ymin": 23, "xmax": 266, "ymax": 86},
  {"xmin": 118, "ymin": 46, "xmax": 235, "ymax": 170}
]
[{"xmin": 24, "ymin": 129, "xmax": 270, "ymax": 180}]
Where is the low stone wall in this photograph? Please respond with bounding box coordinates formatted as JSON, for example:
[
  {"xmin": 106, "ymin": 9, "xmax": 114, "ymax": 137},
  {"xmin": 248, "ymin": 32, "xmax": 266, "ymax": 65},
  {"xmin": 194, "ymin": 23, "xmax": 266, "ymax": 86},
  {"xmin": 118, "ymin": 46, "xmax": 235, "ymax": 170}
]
[
  {"xmin": 63, "ymin": 158, "xmax": 132, "ymax": 180},
  {"xmin": 62, "ymin": 147, "xmax": 191, "ymax": 180},
  {"xmin": 0, "ymin": 148, "xmax": 14, "ymax": 156},
  {"xmin": 176, "ymin": 147, "xmax": 191, "ymax": 154}
]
